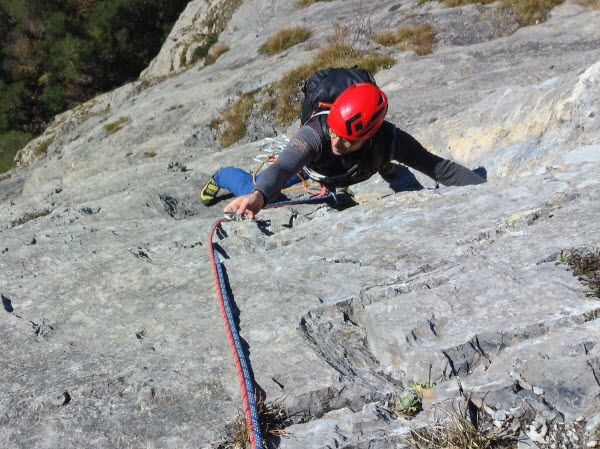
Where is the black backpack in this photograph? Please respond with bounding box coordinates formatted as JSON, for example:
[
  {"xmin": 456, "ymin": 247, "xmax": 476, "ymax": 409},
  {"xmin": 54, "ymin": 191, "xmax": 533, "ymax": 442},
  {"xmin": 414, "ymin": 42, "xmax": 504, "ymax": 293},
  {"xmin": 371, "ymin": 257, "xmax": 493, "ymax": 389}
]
[{"xmin": 300, "ymin": 67, "xmax": 377, "ymax": 125}]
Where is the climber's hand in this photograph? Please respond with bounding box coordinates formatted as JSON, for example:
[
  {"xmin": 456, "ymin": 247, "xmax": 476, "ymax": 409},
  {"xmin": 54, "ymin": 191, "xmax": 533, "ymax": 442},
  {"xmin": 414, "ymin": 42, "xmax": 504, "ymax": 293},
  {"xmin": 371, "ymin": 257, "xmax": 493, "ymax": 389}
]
[{"xmin": 224, "ymin": 190, "xmax": 265, "ymax": 220}]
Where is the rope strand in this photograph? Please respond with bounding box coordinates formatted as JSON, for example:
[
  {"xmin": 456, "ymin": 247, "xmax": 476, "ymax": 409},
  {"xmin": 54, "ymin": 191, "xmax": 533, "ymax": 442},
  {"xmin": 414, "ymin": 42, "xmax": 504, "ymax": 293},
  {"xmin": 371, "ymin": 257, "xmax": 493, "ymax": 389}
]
[
  {"xmin": 207, "ymin": 190, "xmax": 335, "ymax": 449},
  {"xmin": 209, "ymin": 219, "xmax": 263, "ymax": 449}
]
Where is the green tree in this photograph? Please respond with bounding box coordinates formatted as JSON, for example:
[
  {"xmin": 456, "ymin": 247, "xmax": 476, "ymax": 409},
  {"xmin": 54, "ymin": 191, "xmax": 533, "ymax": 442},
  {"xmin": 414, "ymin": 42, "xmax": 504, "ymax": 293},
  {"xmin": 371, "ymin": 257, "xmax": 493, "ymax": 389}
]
[
  {"xmin": 0, "ymin": 130, "xmax": 32, "ymax": 172},
  {"xmin": 0, "ymin": 80, "xmax": 31, "ymax": 132},
  {"xmin": 42, "ymin": 85, "xmax": 65, "ymax": 116},
  {"xmin": 0, "ymin": 5, "xmax": 11, "ymax": 38},
  {"xmin": 0, "ymin": 0, "xmax": 190, "ymax": 174},
  {"xmin": 86, "ymin": 0, "xmax": 190, "ymax": 87}
]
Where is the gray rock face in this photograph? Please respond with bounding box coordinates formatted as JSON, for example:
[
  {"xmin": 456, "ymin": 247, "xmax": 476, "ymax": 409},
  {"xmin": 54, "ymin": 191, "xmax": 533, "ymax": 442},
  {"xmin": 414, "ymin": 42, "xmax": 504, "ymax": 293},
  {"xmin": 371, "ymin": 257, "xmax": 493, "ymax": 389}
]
[
  {"xmin": 141, "ymin": 0, "xmax": 239, "ymax": 79},
  {"xmin": 1, "ymin": 1, "xmax": 600, "ymax": 448}
]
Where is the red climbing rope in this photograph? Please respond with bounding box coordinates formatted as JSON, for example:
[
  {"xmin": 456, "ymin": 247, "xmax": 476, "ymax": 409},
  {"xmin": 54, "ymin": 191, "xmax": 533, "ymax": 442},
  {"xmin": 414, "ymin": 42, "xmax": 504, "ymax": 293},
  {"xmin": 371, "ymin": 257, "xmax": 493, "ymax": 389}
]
[
  {"xmin": 208, "ymin": 218, "xmax": 262, "ymax": 449},
  {"xmin": 207, "ymin": 189, "xmax": 336, "ymax": 448}
]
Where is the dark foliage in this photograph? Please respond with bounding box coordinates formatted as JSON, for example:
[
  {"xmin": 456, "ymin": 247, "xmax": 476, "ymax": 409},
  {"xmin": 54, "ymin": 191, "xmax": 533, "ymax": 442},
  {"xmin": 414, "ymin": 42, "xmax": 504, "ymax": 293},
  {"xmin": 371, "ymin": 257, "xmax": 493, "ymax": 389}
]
[{"xmin": 0, "ymin": 0, "xmax": 188, "ymax": 172}]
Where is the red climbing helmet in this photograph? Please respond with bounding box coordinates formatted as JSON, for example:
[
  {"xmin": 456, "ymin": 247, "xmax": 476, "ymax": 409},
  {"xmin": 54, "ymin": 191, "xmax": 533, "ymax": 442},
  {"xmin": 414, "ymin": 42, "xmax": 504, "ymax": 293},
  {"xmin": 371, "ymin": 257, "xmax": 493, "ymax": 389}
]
[{"xmin": 327, "ymin": 83, "xmax": 388, "ymax": 141}]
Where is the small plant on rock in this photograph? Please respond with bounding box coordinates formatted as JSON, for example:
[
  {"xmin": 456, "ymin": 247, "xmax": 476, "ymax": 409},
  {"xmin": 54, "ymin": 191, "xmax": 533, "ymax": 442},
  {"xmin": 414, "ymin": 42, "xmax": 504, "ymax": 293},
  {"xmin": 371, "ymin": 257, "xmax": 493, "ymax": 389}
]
[
  {"xmin": 387, "ymin": 374, "xmax": 436, "ymax": 419},
  {"xmin": 33, "ymin": 136, "xmax": 57, "ymax": 158},
  {"xmin": 410, "ymin": 381, "xmax": 437, "ymax": 393},
  {"xmin": 103, "ymin": 117, "xmax": 129, "ymax": 134},
  {"xmin": 390, "ymin": 391, "xmax": 423, "ymax": 418},
  {"xmin": 191, "ymin": 33, "xmax": 219, "ymax": 65}
]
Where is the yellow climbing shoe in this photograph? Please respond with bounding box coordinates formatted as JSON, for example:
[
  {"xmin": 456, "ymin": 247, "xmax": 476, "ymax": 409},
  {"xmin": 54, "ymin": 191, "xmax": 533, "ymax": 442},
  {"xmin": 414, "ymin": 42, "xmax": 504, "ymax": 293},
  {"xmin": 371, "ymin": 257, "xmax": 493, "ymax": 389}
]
[{"xmin": 201, "ymin": 176, "xmax": 221, "ymax": 205}]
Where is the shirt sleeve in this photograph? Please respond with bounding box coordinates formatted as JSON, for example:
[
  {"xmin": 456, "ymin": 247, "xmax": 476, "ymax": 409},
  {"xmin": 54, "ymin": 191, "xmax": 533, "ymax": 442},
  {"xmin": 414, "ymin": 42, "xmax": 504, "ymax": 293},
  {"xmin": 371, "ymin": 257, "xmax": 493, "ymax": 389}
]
[
  {"xmin": 433, "ymin": 159, "xmax": 486, "ymax": 186},
  {"xmin": 393, "ymin": 128, "xmax": 486, "ymax": 186},
  {"xmin": 254, "ymin": 126, "xmax": 323, "ymax": 201}
]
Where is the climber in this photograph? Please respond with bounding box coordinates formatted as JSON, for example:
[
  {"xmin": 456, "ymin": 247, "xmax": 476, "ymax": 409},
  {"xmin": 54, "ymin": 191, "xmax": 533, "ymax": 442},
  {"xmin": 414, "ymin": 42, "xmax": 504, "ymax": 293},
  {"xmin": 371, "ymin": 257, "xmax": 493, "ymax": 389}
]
[{"xmin": 201, "ymin": 76, "xmax": 486, "ymax": 219}]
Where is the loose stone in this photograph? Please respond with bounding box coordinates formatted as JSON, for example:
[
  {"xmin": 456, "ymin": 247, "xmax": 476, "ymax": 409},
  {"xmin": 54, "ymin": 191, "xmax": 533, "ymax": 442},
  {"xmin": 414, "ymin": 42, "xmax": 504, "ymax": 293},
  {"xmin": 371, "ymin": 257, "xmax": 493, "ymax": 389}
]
[{"xmin": 520, "ymin": 380, "xmax": 533, "ymax": 390}]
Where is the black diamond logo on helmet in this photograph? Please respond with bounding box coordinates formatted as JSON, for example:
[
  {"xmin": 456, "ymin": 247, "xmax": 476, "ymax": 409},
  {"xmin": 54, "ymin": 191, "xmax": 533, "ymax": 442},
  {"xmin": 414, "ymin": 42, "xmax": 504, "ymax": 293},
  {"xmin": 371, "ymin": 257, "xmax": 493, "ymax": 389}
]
[{"xmin": 345, "ymin": 113, "xmax": 362, "ymax": 136}]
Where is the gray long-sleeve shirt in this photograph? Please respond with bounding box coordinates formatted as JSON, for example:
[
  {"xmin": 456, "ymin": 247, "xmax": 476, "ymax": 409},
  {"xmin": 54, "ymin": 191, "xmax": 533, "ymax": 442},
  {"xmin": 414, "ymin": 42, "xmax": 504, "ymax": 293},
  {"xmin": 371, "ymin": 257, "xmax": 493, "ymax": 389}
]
[{"xmin": 255, "ymin": 118, "xmax": 485, "ymax": 201}]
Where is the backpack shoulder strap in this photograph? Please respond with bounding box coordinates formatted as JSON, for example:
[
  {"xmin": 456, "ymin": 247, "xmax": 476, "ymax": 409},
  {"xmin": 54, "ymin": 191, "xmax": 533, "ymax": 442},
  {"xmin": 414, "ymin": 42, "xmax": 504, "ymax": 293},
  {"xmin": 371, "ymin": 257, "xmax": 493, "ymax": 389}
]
[
  {"xmin": 302, "ymin": 110, "xmax": 329, "ymax": 127},
  {"xmin": 388, "ymin": 125, "xmax": 397, "ymax": 162}
]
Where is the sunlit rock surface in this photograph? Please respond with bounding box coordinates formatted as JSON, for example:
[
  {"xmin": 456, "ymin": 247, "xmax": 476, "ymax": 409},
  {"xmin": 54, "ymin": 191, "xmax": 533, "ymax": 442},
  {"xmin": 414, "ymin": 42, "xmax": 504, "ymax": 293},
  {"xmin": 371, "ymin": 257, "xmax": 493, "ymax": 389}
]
[{"xmin": 1, "ymin": 1, "xmax": 599, "ymax": 448}]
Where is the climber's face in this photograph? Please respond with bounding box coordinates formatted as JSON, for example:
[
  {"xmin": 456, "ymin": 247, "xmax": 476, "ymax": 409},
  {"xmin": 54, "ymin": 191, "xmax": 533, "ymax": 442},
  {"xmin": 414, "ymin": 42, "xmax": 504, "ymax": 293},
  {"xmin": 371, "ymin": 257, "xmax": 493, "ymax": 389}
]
[{"xmin": 328, "ymin": 128, "xmax": 364, "ymax": 155}]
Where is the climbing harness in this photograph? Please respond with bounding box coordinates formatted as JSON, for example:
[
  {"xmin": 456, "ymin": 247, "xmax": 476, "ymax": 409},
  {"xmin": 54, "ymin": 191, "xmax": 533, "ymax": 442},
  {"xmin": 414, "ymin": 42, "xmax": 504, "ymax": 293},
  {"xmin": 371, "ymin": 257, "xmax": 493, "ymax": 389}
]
[{"xmin": 208, "ymin": 191, "xmax": 335, "ymax": 449}]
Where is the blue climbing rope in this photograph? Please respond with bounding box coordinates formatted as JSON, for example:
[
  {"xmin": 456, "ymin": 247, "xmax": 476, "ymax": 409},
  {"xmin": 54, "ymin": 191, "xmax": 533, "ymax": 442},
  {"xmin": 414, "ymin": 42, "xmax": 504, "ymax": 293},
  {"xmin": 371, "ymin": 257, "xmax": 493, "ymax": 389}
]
[{"xmin": 208, "ymin": 191, "xmax": 335, "ymax": 449}]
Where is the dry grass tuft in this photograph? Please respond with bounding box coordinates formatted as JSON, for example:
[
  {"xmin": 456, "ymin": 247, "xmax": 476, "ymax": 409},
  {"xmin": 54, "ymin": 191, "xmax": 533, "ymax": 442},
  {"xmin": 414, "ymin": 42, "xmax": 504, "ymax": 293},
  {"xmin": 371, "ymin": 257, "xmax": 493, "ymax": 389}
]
[
  {"xmin": 295, "ymin": 0, "xmax": 334, "ymax": 8},
  {"xmin": 406, "ymin": 390, "xmax": 517, "ymax": 449},
  {"xmin": 217, "ymin": 91, "xmax": 256, "ymax": 147},
  {"xmin": 560, "ymin": 249, "xmax": 600, "ymax": 298},
  {"xmin": 205, "ymin": 43, "xmax": 230, "ymax": 65},
  {"xmin": 574, "ymin": 0, "xmax": 600, "ymax": 8},
  {"xmin": 13, "ymin": 209, "xmax": 51, "ymax": 226},
  {"xmin": 230, "ymin": 396, "xmax": 292, "ymax": 448},
  {"xmin": 501, "ymin": 0, "xmax": 566, "ymax": 26},
  {"xmin": 259, "ymin": 25, "xmax": 311, "ymax": 55},
  {"xmin": 3, "ymin": 189, "xmax": 17, "ymax": 201},
  {"xmin": 441, "ymin": 0, "xmax": 496, "ymax": 6},
  {"xmin": 421, "ymin": 0, "xmax": 565, "ymax": 27},
  {"xmin": 407, "ymin": 413, "xmax": 516, "ymax": 448},
  {"xmin": 372, "ymin": 23, "xmax": 437, "ymax": 56}
]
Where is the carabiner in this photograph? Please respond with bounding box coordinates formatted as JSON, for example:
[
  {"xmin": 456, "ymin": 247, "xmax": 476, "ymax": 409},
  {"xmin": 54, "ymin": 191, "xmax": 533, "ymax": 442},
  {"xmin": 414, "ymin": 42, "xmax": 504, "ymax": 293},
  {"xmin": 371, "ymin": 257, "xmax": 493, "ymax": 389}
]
[{"xmin": 223, "ymin": 210, "xmax": 248, "ymax": 221}]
